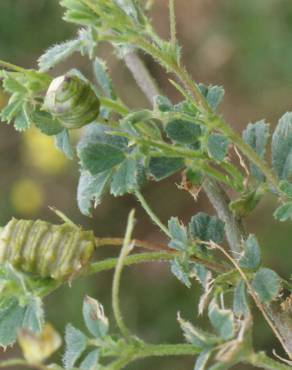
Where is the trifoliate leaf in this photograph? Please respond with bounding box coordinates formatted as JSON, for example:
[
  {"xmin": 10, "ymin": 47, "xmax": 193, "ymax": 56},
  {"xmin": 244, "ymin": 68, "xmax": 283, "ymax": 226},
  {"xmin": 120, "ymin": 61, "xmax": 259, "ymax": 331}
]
[
  {"xmin": 272, "ymin": 112, "xmax": 292, "ymax": 180},
  {"xmin": 55, "ymin": 129, "xmax": 74, "ymax": 159},
  {"xmin": 82, "ymin": 296, "xmax": 109, "ymax": 339},
  {"xmin": 252, "ymin": 268, "xmax": 281, "ymax": 303},
  {"xmin": 198, "ymin": 84, "xmax": 224, "ymax": 110},
  {"xmin": 168, "ymin": 217, "xmax": 188, "ymax": 251},
  {"xmin": 239, "ymin": 234, "xmax": 261, "ymax": 270},
  {"xmin": 170, "ymin": 257, "xmax": 191, "ymax": 288},
  {"xmin": 243, "ymin": 120, "xmax": 269, "ymax": 181},
  {"xmin": 148, "ymin": 157, "xmax": 184, "ymax": 181},
  {"xmin": 63, "ymin": 324, "xmax": 87, "ymax": 369},
  {"xmin": 274, "ymin": 202, "xmax": 292, "ymax": 222},
  {"xmin": 194, "ymin": 350, "xmax": 211, "ymax": 370},
  {"xmin": 233, "ymin": 281, "xmax": 249, "ymax": 318},
  {"xmin": 208, "ymin": 299, "xmax": 234, "ymax": 340},
  {"xmin": 77, "ymin": 170, "xmax": 112, "ymax": 216},
  {"xmin": 188, "ymin": 212, "xmax": 225, "ymax": 245},
  {"xmin": 207, "ymin": 134, "xmax": 229, "ymax": 162},
  {"xmin": 165, "ymin": 119, "xmax": 201, "ymax": 144},
  {"xmin": 93, "ymin": 57, "xmax": 116, "ymax": 99},
  {"xmin": 80, "ymin": 349, "xmax": 100, "ymax": 370},
  {"xmin": 110, "ymin": 158, "xmax": 140, "ymax": 196},
  {"xmin": 0, "ymin": 298, "xmax": 26, "ymax": 347}
]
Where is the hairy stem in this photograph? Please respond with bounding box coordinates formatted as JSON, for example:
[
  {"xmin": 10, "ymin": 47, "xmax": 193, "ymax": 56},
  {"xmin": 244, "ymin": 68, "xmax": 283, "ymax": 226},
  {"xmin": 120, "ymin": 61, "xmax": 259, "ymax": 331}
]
[
  {"xmin": 94, "ymin": 237, "xmax": 228, "ymax": 273},
  {"xmin": 135, "ymin": 190, "xmax": 171, "ymax": 237},
  {"xmin": 112, "ymin": 210, "xmax": 135, "ymax": 338}
]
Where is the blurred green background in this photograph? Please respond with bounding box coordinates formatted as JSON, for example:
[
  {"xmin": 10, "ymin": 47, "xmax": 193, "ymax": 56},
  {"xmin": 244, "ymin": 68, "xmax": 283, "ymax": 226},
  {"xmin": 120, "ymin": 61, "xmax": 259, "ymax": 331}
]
[{"xmin": 0, "ymin": 0, "xmax": 292, "ymax": 369}]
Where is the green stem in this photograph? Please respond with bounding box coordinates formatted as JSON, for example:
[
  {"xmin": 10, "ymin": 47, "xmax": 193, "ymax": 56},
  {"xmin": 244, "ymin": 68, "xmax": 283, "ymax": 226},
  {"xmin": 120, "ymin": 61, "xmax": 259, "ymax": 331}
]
[
  {"xmin": 99, "ymin": 97, "xmax": 129, "ymax": 115},
  {"xmin": 136, "ymin": 37, "xmax": 282, "ymax": 196},
  {"xmin": 0, "ymin": 358, "xmax": 49, "ymax": 370},
  {"xmin": 112, "ymin": 210, "xmax": 135, "ymax": 338},
  {"xmin": 0, "ymin": 59, "xmax": 27, "ymax": 73},
  {"xmin": 88, "ymin": 252, "xmax": 173, "ymax": 275},
  {"xmin": 135, "ymin": 190, "xmax": 171, "ymax": 237},
  {"xmin": 247, "ymin": 352, "xmax": 292, "ymax": 370},
  {"xmin": 108, "ymin": 342, "xmax": 200, "ymax": 370}
]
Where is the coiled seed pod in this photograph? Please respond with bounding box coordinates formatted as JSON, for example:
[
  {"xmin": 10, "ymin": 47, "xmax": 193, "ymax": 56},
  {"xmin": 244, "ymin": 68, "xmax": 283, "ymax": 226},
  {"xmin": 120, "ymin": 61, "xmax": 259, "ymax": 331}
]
[
  {"xmin": 43, "ymin": 73, "xmax": 100, "ymax": 129},
  {"xmin": 0, "ymin": 218, "xmax": 95, "ymax": 281}
]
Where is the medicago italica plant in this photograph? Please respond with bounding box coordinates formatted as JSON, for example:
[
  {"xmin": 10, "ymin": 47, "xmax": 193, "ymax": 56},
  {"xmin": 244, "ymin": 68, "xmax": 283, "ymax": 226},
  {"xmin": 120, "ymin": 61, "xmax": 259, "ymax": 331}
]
[{"xmin": 0, "ymin": 1, "xmax": 291, "ymax": 369}]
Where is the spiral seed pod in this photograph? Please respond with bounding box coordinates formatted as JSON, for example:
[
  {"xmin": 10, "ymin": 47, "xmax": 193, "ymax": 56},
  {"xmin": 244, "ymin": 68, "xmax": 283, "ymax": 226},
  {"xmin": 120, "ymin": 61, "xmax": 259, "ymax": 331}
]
[
  {"xmin": 43, "ymin": 73, "xmax": 100, "ymax": 129},
  {"xmin": 0, "ymin": 218, "xmax": 95, "ymax": 281}
]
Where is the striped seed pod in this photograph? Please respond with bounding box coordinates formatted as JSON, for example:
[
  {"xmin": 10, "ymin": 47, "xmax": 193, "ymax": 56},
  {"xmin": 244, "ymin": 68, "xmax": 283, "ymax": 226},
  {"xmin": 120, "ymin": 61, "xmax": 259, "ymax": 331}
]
[
  {"xmin": 0, "ymin": 218, "xmax": 95, "ymax": 281},
  {"xmin": 43, "ymin": 73, "xmax": 100, "ymax": 129}
]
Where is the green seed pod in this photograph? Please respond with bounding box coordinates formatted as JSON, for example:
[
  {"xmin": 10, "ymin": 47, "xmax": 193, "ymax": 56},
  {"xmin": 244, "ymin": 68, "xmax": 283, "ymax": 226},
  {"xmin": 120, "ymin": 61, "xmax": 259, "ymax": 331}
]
[
  {"xmin": 0, "ymin": 218, "xmax": 95, "ymax": 281},
  {"xmin": 43, "ymin": 73, "xmax": 100, "ymax": 129}
]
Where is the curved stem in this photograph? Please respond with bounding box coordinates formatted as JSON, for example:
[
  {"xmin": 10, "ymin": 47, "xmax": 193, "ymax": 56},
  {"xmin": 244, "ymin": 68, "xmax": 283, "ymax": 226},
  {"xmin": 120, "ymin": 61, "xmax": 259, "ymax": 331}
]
[
  {"xmin": 112, "ymin": 210, "xmax": 135, "ymax": 338},
  {"xmin": 135, "ymin": 190, "xmax": 171, "ymax": 238},
  {"xmin": 0, "ymin": 59, "xmax": 27, "ymax": 73}
]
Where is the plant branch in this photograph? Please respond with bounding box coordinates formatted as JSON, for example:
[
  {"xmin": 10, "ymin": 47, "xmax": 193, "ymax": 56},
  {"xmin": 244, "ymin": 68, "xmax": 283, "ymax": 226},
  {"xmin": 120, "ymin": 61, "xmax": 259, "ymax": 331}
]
[
  {"xmin": 122, "ymin": 51, "xmax": 244, "ymax": 255},
  {"xmin": 112, "ymin": 210, "xmax": 135, "ymax": 338},
  {"xmin": 94, "ymin": 237, "xmax": 228, "ymax": 273}
]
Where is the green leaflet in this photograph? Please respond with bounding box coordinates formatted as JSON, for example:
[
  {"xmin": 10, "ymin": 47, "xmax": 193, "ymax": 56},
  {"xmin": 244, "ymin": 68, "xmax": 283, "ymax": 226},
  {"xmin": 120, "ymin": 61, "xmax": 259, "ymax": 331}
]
[
  {"xmin": 32, "ymin": 109, "xmax": 64, "ymax": 136},
  {"xmin": 170, "ymin": 257, "xmax": 191, "ymax": 288},
  {"xmin": 274, "ymin": 202, "xmax": 292, "ymax": 222},
  {"xmin": 148, "ymin": 157, "xmax": 184, "ymax": 180},
  {"xmin": 233, "ymin": 280, "xmax": 249, "ymax": 318},
  {"xmin": 239, "ymin": 234, "xmax": 261, "ymax": 270},
  {"xmin": 272, "ymin": 112, "xmax": 292, "ymax": 180},
  {"xmin": 207, "ymin": 134, "xmax": 229, "ymax": 162},
  {"xmin": 165, "ymin": 119, "xmax": 201, "ymax": 144},
  {"xmin": 154, "ymin": 95, "xmax": 173, "ymax": 112},
  {"xmin": 93, "ymin": 57, "xmax": 116, "ymax": 99},
  {"xmin": 188, "ymin": 212, "xmax": 225, "ymax": 246},
  {"xmin": 198, "ymin": 84, "xmax": 225, "ymax": 110},
  {"xmin": 79, "ymin": 142, "xmax": 125, "ymax": 175},
  {"xmin": 55, "ymin": 129, "xmax": 74, "ymax": 159},
  {"xmin": 168, "ymin": 217, "xmax": 188, "ymax": 251},
  {"xmin": 194, "ymin": 349, "xmax": 212, "ymax": 370},
  {"xmin": 80, "ymin": 349, "xmax": 100, "ymax": 370},
  {"xmin": 0, "ymin": 298, "xmax": 26, "ymax": 347},
  {"xmin": 82, "ymin": 296, "xmax": 109, "ymax": 339},
  {"xmin": 38, "ymin": 39, "xmax": 82, "ymax": 72},
  {"xmin": 77, "ymin": 170, "xmax": 112, "ymax": 216},
  {"xmin": 110, "ymin": 158, "xmax": 140, "ymax": 196},
  {"xmin": 63, "ymin": 324, "xmax": 87, "ymax": 369},
  {"xmin": 208, "ymin": 299, "xmax": 234, "ymax": 340},
  {"xmin": 22, "ymin": 297, "xmax": 44, "ymax": 333},
  {"xmin": 243, "ymin": 120, "xmax": 269, "ymax": 181},
  {"xmin": 252, "ymin": 268, "xmax": 281, "ymax": 303}
]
